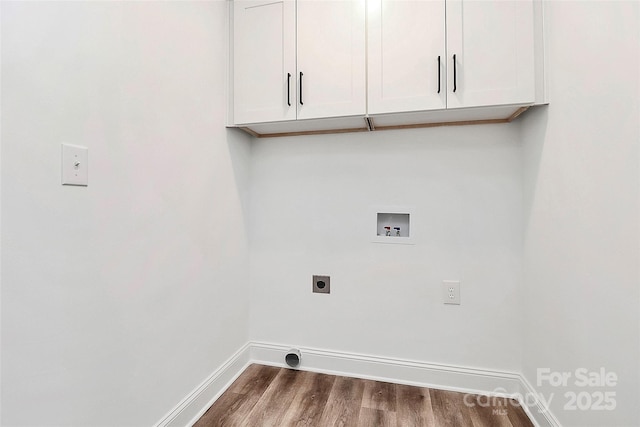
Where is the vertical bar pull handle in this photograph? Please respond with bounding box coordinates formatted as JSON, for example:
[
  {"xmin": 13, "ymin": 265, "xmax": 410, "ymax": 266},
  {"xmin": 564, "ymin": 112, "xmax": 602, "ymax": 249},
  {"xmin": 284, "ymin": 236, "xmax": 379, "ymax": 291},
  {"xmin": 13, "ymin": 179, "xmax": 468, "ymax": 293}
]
[
  {"xmin": 453, "ymin": 54, "xmax": 457, "ymax": 93},
  {"xmin": 287, "ymin": 73, "xmax": 291, "ymax": 106},
  {"xmin": 437, "ymin": 56, "xmax": 441, "ymax": 94},
  {"xmin": 299, "ymin": 72, "xmax": 304, "ymax": 105}
]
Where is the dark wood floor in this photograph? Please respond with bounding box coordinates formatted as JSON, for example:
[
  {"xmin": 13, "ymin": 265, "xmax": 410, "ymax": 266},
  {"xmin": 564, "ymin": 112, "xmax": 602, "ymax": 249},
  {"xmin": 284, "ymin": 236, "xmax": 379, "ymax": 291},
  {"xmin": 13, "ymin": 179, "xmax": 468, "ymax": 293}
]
[{"xmin": 193, "ymin": 364, "xmax": 534, "ymax": 427}]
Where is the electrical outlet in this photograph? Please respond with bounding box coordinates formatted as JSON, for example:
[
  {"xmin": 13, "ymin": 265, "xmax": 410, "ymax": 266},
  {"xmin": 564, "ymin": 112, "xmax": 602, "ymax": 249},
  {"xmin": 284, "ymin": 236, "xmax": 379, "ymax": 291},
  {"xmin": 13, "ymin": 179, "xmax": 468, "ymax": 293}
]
[
  {"xmin": 312, "ymin": 275, "xmax": 330, "ymax": 294},
  {"xmin": 443, "ymin": 281, "xmax": 460, "ymax": 305}
]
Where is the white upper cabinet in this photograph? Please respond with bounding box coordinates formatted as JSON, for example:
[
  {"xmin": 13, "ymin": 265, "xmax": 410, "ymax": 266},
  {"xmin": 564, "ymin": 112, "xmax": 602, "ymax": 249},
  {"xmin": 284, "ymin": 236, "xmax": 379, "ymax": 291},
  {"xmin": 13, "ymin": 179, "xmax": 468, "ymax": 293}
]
[
  {"xmin": 446, "ymin": 0, "xmax": 535, "ymax": 109},
  {"xmin": 367, "ymin": 0, "xmax": 446, "ymax": 114},
  {"xmin": 297, "ymin": 0, "xmax": 366, "ymax": 120},
  {"xmin": 233, "ymin": 0, "xmax": 296, "ymax": 125},
  {"xmin": 233, "ymin": 0, "xmax": 365, "ymax": 125},
  {"xmin": 232, "ymin": 0, "xmax": 541, "ymax": 134},
  {"xmin": 368, "ymin": 0, "xmax": 535, "ymax": 114}
]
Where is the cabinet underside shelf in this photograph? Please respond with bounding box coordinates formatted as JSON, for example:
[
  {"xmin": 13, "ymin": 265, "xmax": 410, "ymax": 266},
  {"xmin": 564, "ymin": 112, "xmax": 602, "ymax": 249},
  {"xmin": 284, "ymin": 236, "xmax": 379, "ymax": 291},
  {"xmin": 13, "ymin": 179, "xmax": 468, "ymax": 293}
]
[{"xmin": 235, "ymin": 105, "xmax": 531, "ymax": 139}]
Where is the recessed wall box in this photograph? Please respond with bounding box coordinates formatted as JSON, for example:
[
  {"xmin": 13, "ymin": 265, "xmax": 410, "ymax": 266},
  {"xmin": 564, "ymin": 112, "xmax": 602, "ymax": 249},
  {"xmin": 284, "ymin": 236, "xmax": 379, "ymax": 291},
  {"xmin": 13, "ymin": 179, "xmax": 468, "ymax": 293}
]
[{"xmin": 372, "ymin": 206, "xmax": 415, "ymax": 244}]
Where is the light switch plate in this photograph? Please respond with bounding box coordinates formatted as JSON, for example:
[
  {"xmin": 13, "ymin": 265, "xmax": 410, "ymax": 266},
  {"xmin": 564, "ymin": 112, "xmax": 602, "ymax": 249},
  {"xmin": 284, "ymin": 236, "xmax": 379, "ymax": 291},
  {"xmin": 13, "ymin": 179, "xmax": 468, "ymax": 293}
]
[{"xmin": 62, "ymin": 144, "xmax": 88, "ymax": 186}]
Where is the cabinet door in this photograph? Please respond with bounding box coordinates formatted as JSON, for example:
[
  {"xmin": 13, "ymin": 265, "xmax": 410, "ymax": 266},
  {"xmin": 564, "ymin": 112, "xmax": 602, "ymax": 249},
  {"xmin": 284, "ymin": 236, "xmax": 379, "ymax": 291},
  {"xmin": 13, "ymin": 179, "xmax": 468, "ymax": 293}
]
[
  {"xmin": 233, "ymin": 0, "xmax": 296, "ymax": 124},
  {"xmin": 296, "ymin": 0, "xmax": 366, "ymax": 120},
  {"xmin": 368, "ymin": 0, "xmax": 446, "ymax": 114},
  {"xmin": 446, "ymin": 0, "xmax": 535, "ymax": 109}
]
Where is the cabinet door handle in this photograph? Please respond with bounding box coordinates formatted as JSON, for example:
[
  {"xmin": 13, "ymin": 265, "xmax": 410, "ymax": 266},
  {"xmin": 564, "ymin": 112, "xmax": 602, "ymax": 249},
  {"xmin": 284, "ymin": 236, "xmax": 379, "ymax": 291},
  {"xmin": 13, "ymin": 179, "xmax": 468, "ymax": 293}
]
[
  {"xmin": 437, "ymin": 56, "xmax": 441, "ymax": 94},
  {"xmin": 453, "ymin": 54, "xmax": 457, "ymax": 93},
  {"xmin": 287, "ymin": 73, "xmax": 291, "ymax": 106},
  {"xmin": 299, "ymin": 72, "xmax": 304, "ymax": 105}
]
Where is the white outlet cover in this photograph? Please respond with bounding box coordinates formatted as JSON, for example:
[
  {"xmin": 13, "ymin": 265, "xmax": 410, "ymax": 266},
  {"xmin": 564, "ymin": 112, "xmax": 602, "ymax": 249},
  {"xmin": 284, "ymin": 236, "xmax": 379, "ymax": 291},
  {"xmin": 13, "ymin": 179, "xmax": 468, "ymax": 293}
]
[
  {"xmin": 443, "ymin": 280, "xmax": 461, "ymax": 305},
  {"xmin": 62, "ymin": 144, "xmax": 88, "ymax": 186}
]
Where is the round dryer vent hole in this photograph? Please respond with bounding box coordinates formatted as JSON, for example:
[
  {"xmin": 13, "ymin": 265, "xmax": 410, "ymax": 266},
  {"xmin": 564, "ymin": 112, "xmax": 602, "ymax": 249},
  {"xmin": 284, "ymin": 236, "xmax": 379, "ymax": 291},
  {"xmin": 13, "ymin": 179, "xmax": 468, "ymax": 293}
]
[{"xmin": 285, "ymin": 349, "xmax": 301, "ymax": 368}]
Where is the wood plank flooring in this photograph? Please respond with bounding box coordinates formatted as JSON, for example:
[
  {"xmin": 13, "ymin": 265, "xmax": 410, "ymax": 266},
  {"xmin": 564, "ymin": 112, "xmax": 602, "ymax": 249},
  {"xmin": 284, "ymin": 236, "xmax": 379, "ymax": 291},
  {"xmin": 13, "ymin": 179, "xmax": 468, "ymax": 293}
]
[{"xmin": 194, "ymin": 364, "xmax": 534, "ymax": 427}]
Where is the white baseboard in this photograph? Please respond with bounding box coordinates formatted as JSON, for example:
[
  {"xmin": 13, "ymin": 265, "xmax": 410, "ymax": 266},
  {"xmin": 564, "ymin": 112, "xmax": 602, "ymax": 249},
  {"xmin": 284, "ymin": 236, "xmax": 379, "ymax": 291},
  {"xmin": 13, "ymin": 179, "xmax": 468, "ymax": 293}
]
[
  {"xmin": 518, "ymin": 374, "xmax": 562, "ymax": 427},
  {"xmin": 156, "ymin": 341, "xmax": 560, "ymax": 427},
  {"xmin": 251, "ymin": 341, "xmax": 522, "ymax": 396},
  {"xmin": 154, "ymin": 343, "xmax": 251, "ymax": 427}
]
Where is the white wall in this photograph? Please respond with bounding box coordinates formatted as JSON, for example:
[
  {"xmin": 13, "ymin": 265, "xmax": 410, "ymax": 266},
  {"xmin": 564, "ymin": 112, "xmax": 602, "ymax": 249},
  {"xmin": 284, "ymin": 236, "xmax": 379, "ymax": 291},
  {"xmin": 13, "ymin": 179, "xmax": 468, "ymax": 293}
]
[
  {"xmin": 0, "ymin": 2, "xmax": 251, "ymax": 425},
  {"xmin": 521, "ymin": 2, "xmax": 640, "ymax": 426},
  {"xmin": 249, "ymin": 124, "xmax": 524, "ymax": 372}
]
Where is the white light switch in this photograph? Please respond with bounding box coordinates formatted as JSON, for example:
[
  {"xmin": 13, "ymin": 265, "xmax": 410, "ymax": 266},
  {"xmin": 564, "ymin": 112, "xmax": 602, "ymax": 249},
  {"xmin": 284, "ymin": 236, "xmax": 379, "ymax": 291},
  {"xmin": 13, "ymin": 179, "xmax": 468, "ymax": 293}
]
[{"xmin": 61, "ymin": 144, "xmax": 88, "ymax": 186}]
